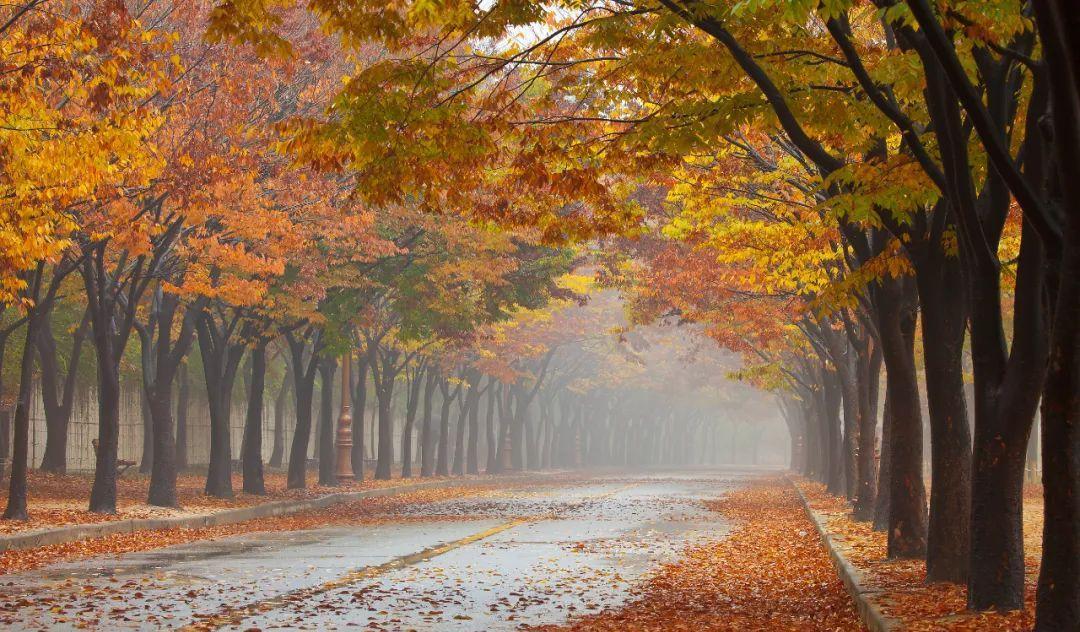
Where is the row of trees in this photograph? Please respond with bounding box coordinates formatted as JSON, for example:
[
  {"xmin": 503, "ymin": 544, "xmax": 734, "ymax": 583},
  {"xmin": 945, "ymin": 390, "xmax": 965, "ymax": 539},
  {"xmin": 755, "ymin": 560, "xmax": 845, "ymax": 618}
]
[
  {"xmin": 3, "ymin": 0, "xmax": 1077, "ymax": 628},
  {"xmin": 0, "ymin": 0, "xmax": 760, "ymax": 522},
  {"xmin": 194, "ymin": 0, "xmax": 1077, "ymax": 629}
]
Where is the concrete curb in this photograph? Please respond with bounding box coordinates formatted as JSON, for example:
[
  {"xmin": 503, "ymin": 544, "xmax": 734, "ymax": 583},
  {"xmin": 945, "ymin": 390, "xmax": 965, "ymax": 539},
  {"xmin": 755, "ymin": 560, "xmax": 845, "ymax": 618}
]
[
  {"xmin": 0, "ymin": 474, "xmax": 545, "ymax": 554},
  {"xmin": 788, "ymin": 478, "xmax": 898, "ymax": 632}
]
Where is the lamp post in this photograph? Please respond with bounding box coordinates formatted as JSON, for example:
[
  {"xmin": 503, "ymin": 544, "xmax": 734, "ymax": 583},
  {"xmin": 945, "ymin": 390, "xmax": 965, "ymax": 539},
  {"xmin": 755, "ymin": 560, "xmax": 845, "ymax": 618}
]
[{"xmin": 335, "ymin": 349, "xmax": 355, "ymax": 483}]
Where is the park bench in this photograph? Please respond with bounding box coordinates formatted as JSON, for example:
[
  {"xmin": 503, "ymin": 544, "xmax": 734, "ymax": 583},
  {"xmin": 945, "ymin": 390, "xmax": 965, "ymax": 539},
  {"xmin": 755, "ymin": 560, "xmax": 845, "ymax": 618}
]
[{"xmin": 91, "ymin": 440, "xmax": 137, "ymax": 476}]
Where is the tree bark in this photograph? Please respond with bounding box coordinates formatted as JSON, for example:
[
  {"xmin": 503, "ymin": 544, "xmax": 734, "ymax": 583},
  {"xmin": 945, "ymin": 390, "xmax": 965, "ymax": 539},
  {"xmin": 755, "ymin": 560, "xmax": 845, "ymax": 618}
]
[
  {"xmin": 242, "ymin": 341, "xmax": 267, "ymax": 495},
  {"xmin": 36, "ymin": 309, "xmax": 87, "ymax": 474},
  {"xmin": 175, "ymin": 364, "xmax": 189, "ymax": 471},
  {"xmin": 400, "ymin": 363, "xmax": 425, "ymax": 479},
  {"xmin": 436, "ymin": 378, "xmax": 458, "ymax": 476},
  {"xmin": 198, "ymin": 314, "xmax": 245, "ymax": 500},
  {"xmin": 420, "ymin": 370, "xmax": 438, "ymax": 477},
  {"xmin": 285, "ymin": 328, "xmax": 322, "ymax": 490},
  {"xmin": 316, "ymin": 357, "xmax": 337, "ymax": 486},
  {"xmin": 3, "ymin": 304, "xmax": 42, "ymax": 520},
  {"xmin": 485, "ymin": 384, "xmax": 498, "ymax": 473},
  {"xmin": 913, "ymin": 243, "xmax": 972, "ymax": 583},
  {"xmin": 372, "ymin": 348, "xmax": 397, "ymax": 481},
  {"xmin": 873, "ymin": 387, "xmax": 893, "ymax": 532},
  {"xmin": 269, "ymin": 367, "xmax": 289, "ymax": 469},
  {"xmin": 852, "ymin": 341, "xmax": 881, "ymax": 521},
  {"xmin": 350, "ymin": 353, "xmax": 367, "ymax": 480},
  {"xmin": 876, "ymin": 275, "xmax": 928, "ymax": 558}
]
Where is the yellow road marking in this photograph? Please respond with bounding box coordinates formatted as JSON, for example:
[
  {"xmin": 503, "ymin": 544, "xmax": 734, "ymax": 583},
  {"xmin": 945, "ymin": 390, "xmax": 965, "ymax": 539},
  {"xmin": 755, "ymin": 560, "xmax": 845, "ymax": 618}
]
[{"xmin": 181, "ymin": 481, "xmax": 638, "ymax": 631}]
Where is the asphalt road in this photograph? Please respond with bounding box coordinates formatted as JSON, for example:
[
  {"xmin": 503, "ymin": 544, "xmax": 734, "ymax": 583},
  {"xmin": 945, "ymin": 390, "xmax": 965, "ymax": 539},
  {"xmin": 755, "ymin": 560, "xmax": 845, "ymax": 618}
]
[{"xmin": 1, "ymin": 470, "xmax": 753, "ymax": 631}]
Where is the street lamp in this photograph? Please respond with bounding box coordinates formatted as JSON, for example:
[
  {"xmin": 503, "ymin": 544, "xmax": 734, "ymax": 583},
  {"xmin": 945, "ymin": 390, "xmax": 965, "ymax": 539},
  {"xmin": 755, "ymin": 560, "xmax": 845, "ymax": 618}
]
[{"xmin": 335, "ymin": 349, "xmax": 355, "ymax": 483}]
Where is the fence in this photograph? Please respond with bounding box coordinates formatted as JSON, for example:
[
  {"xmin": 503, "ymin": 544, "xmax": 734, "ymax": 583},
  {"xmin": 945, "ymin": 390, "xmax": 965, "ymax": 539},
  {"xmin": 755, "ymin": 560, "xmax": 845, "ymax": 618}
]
[{"xmin": 20, "ymin": 377, "xmax": 316, "ymax": 473}]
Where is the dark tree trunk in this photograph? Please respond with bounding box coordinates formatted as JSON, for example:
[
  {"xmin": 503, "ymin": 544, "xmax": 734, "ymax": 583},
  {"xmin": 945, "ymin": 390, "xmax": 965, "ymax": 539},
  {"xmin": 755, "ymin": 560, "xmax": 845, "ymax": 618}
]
[
  {"xmin": 372, "ymin": 349, "xmax": 397, "ymax": 481},
  {"xmin": 400, "ymin": 364, "xmax": 425, "ymax": 479},
  {"xmin": 876, "ymin": 275, "xmax": 928, "ymax": 558},
  {"xmin": 452, "ymin": 398, "xmax": 467, "ymax": 476},
  {"xmin": 198, "ymin": 314, "xmax": 245, "ymax": 500},
  {"xmin": 420, "ymin": 371, "xmax": 437, "ymax": 477},
  {"xmin": 317, "ymin": 357, "xmax": 337, "ymax": 486},
  {"xmin": 175, "ymin": 365, "xmax": 189, "ymax": 471},
  {"xmin": 141, "ymin": 292, "xmax": 200, "ymax": 508},
  {"xmin": 852, "ymin": 342, "xmax": 881, "ymax": 521},
  {"xmin": 822, "ymin": 366, "xmax": 845, "ymax": 496},
  {"xmin": 350, "ymin": 354, "xmax": 367, "ymax": 480},
  {"xmin": 287, "ymin": 371, "xmax": 315, "ymax": 489},
  {"xmin": 803, "ymin": 395, "xmax": 822, "ymax": 480},
  {"xmin": 1038, "ymin": 249, "xmax": 1080, "ymax": 629},
  {"xmin": 139, "ymin": 383, "xmax": 153, "ymax": 475},
  {"xmin": 145, "ymin": 377, "xmax": 178, "ymax": 507},
  {"xmin": 37, "ymin": 309, "xmax": 87, "ymax": 474},
  {"xmin": 1032, "ymin": 3, "xmax": 1080, "ymax": 625},
  {"xmin": 285, "ymin": 328, "xmax": 323, "ymax": 490},
  {"xmin": 485, "ymin": 384, "xmax": 498, "ymax": 473},
  {"xmin": 242, "ymin": 341, "xmax": 267, "ymax": 495},
  {"xmin": 269, "ymin": 367, "xmax": 289, "ymax": 469},
  {"xmin": 468, "ymin": 383, "xmax": 483, "ymax": 475},
  {"xmin": 874, "ymin": 381, "xmax": 894, "ymax": 532},
  {"xmin": 436, "ymin": 379, "xmax": 455, "ymax": 476},
  {"xmin": 913, "ymin": 243, "xmax": 972, "ymax": 583},
  {"xmin": 3, "ymin": 308, "xmax": 42, "ymax": 520},
  {"xmin": 968, "ymin": 222, "xmax": 1049, "ymax": 610}
]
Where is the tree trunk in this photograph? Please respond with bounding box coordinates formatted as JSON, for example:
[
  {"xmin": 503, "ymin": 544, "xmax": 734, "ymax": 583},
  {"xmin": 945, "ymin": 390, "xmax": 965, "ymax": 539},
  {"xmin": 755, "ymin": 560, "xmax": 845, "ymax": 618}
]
[
  {"xmin": 876, "ymin": 275, "xmax": 928, "ymax": 558},
  {"xmin": 374, "ymin": 355, "xmax": 395, "ymax": 481},
  {"xmin": 146, "ymin": 374, "xmax": 178, "ymax": 507},
  {"xmin": 287, "ymin": 372, "xmax": 315, "ymax": 489},
  {"xmin": 1037, "ymin": 244, "xmax": 1080, "ymax": 630},
  {"xmin": 914, "ymin": 245, "xmax": 972, "ymax": 583},
  {"xmin": 175, "ymin": 365, "xmax": 189, "ymax": 471},
  {"xmin": 452, "ymin": 397, "xmax": 467, "ymax": 476},
  {"xmin": 823, "ymin": 367, "xmax": 845, "ymax": 495},
  {"xmin": 242, "ymin": 342, "xmax": 267, "ymax": 495},
  {"xmin": 351, "ymin": 354, "xmax": 367, "ymax": 480},
  {"xmin": 873, "ymin": 387, "xmax": 893, "ymax": 532},
  {"xmin": 968, "ymin": 222, "xmax": 1048, "ymax": 610},
  {"xmin": 1030, "ymin": 8, "xmax": 1080, "ymax": 624},
  {"xmin": 485, "ymin": 384, "xmax": 498, "ymax": 473},
  {"xmin": 142, "ymin": 292, "xmax": 199, "ymax": 508},
  {"xmin": 37, "ymin": 310, "xmax": 86, "ymax": 474},
  {"xmin": 139, "ymin": 383, "xmax": 153, "ymax": 475},
  {"xmin": 199, "ymin": 318, "xmax": 244, "ymax": 500},
  {"xmin": 318, "ymin": 357, "xmax": 337, "ymax": 486},
  {"xmin": 852, "ymin": 343, "xmax": 881, "ymax": 521},
  {"xmin": 269, "ymin": 368, "xmax": 288, "ymax": 469},
  {"xmin": 88, "ymin": 355, "xmax": 121, "ymax": 514},
  {"xmin": 400, "ymin": 364, "xmax": 425, "ymax": 479},
  {"xmin": 436, "ymin": 379, "xmax": 454, "ymax": 476},
  {"xmin": 467, "ymin": 379, "xmax": 485, "ymax": 475},
  {"xmin": 420, "ymin": 371, "xmax": 437, "ymax": 477},
  {"xmin": 2, "ymin": 311, "xmax": 42, "ymax": 520}
]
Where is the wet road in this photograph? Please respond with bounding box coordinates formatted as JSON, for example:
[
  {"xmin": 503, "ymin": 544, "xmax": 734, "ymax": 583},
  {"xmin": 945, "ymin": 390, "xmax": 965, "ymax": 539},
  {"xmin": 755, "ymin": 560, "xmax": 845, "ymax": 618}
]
[{"xmin": 2, "ymin": 470, "xmax": 751, "ymax": 631}]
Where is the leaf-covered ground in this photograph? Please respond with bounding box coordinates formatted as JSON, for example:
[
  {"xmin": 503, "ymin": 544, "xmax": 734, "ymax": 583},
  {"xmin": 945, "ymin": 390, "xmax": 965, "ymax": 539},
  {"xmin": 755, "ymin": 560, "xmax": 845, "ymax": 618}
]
[
  {"xmin": 796, "ymin": 478, "xmax": 1043, "ymax": 631},
  {"xmin": 531, "ymin": 477, "xmax": 865, "ymax": 632},
  {"xmin": 0, "ymin": 468, "xmax": 540, "ymax": 535}
]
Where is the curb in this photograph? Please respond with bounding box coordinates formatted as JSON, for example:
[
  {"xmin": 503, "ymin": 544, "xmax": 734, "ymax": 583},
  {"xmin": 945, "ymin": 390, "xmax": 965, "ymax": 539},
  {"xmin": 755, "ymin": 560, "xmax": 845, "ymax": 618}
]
[
  {"xmin": 788, "ymin": 477, "xmax": 897, "ymax": 632},
  {"xmin": 0, "ymin": 474, "xmax": 546, "ymax": 554}
]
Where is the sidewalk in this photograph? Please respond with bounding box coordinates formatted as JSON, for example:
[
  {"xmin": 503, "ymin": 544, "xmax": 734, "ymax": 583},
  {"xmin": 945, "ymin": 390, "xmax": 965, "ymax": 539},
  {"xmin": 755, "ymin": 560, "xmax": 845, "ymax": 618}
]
[
  {"xmin": 791, "ymin": 477, "xmax": 1041, "ymax": 632},
  {"xmin": 0, "ymin": 469, "xmax": 426, "ymax": 536},
  {"xmin": 0, "ymin": 469, "xmax": 570, "ymax": 575}
]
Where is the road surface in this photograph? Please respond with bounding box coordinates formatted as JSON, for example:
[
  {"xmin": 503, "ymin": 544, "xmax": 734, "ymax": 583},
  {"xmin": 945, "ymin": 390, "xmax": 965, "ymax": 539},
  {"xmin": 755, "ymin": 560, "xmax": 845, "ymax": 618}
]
[{"xmin": 1, "ymin": 470, "xmax": 754, "ymax": 630}]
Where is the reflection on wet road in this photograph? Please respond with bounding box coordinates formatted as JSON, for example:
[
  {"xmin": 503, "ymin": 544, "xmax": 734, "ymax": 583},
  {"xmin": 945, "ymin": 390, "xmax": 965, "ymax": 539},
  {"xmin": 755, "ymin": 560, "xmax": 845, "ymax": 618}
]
[{"xmin": 1, "ymin": 470, "xmax": 753, "ymax": 630}]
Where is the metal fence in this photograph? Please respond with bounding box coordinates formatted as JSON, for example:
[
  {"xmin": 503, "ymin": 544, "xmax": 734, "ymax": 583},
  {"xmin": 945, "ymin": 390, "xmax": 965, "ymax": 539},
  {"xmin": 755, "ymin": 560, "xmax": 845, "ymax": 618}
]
[{"xmin": 22, "ymin": 378, "xmax": 318, "ymax": 473}]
